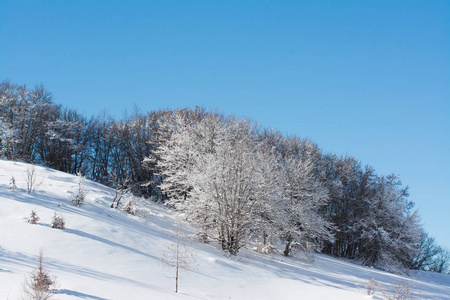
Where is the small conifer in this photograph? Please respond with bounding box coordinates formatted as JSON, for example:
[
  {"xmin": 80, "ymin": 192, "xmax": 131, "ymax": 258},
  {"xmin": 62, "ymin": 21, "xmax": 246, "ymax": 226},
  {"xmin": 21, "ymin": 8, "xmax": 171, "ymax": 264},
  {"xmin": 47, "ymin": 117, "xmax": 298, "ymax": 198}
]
[
  {"xmin": 51, "ymin": 212, "xmax": 65, "ymax": 229},
  {"xmin": 28, "ymin": 210, "xmax": 40, "ymax": 224}
]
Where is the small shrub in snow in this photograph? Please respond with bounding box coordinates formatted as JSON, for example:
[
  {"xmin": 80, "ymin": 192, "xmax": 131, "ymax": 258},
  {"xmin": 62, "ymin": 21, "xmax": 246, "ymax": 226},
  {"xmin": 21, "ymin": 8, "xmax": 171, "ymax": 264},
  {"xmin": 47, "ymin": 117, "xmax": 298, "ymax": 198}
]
[
  {"xmin": 51, "ymin": 212, "xmax": 65, "ymax": 229},
  {"xmin": 382, "ymin": 280, "xmax": 424, "ymax": 300},
  {"xmin": 69, "ymin": 192, "xmax": 85, "ymax": 207},
  {"xmin": 25, "ymin": 165, "xmax": 43, "ymax": 194},
  {"xmin": 23, "ymin": 251, "xmax": 57, "ymax": 300},
  {"xmin": 194, "ymin": 231, "xmax": 210, "ymax": 244},
  {"xmin": 252, "ymin": 240, "xmax": 277, "ymax": 254},
  {"xmin": 127, "ymin": 196, "xmax": 154, "ymax": 218},
  {"xmin": 365, "ymin": 277, "xmax": 378, "ymax": 296},
  {"xmin": 68, "ymin": 173, "xmax": 86, "ymax": 207},
  {"xmin": 123, "ymin": 200, "xmax": 136, "ymax": 215},
  {"xmin": 28, "ymin": 210, "xmax": 40, "ymax": 225},
  {"xmin": 10, "ymin": 176, "xmax": 17, "ymax": 190}
]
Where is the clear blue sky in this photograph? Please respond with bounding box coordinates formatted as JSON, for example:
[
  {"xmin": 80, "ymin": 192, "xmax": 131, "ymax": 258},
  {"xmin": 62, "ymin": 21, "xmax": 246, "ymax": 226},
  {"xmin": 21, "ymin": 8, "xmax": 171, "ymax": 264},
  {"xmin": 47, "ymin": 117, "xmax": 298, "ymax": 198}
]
[{"xmin": 1, "ymin": 0, "xmax": 449, "ymax": 250}]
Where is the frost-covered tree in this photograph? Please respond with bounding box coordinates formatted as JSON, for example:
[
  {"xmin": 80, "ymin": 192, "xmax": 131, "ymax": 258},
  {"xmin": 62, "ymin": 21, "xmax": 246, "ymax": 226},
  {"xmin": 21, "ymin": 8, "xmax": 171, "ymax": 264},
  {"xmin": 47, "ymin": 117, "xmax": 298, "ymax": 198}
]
[
  {"xmin": 432, "ymin": 248, "xmax": 450, "ymax": 274},
  {"xmin": 0, "ymin": 81, "xmax": 30, "ymax": 160},
  {"xmin": 151, "ymin": 108, "xmax": 208, "ymax": 202},
  {"xmin": 410, "ymin": 233, "xmax": 441, "ymax": 271},
  {"xmin": 411, "ymin": 233, "xmax": 450, "ymax": 273},
  {"xmin": 0, "ymin": 81, "xmax": 54, "ymax": 162},
  {"xmin": 190, "ymin": 118, "xmax": 261, "ymax": 254},
  {"xmin": 319, "ymin": 156, "xmax": 423, "ymax": 272},
  {"xmin": 158, "ymin": 113, "xmax": 224, "ymax": 240},
  {"xmin": 274, "ymin": 138, "xmax": 334, "ymax": 257},
  {"xmin": 156, "ymin": 124, "xmax": 196, "ymax": 203},
  {"xmin": 156, "ymin": 115, "xmax": 265, "ymax": 254},
  {"xmin": 349, "ymin": 174, "xmax": 421, "ymax": 272},
  {"xmin": 250, "ymin": 142, "xmax": 282, "ymax": 248}
]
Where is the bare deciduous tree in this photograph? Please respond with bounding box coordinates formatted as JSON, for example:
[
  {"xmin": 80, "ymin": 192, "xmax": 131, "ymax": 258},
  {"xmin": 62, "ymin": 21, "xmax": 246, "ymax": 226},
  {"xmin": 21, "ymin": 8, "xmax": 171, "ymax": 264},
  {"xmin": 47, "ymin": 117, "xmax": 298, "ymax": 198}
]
[
  {"xmin": 109, "ymin": 170, "xmax": 131, "ymax": 208},
  {"xmin": 26, "ymin": 166, "xmax": 43, "ymax": 194},
  {"xmin": 365, "ymin": 277, "xmax": 378, "ymax": 296},
  {"xmin": 160, "ymin": 228, "xmax": 197, "ymax": 293}
]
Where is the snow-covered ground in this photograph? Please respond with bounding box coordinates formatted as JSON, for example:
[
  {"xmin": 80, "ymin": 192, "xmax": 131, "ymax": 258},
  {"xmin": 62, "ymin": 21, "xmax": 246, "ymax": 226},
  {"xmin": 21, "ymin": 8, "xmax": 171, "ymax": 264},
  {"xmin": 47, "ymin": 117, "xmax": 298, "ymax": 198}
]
[{"xmin": 0, "ymin": 160, "xmax": 449, "ymax": 299}]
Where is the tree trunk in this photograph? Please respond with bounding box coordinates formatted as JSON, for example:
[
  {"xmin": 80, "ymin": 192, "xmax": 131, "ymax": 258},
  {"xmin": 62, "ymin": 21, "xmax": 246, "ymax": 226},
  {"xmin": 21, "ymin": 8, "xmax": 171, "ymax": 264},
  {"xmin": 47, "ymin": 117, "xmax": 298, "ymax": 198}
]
[
  {"xmin": 283, "ymin": 236, "xmax": 292, "ymax": 257},
  {"xmin": 176, "ymin": 232, "xmax": 179, "ymax": 293},
  {"xmin": 175, "ymin": 264, "xmax": 178, "ymax": 293}
]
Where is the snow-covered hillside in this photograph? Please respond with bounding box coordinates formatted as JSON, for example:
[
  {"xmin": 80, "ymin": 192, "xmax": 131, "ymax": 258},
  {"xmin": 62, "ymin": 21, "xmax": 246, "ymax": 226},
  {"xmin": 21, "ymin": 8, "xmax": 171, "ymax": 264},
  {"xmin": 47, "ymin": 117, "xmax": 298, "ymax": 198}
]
[{"xmin": 1, "ymin": 160, "xmax": 449, "ymax": 299}]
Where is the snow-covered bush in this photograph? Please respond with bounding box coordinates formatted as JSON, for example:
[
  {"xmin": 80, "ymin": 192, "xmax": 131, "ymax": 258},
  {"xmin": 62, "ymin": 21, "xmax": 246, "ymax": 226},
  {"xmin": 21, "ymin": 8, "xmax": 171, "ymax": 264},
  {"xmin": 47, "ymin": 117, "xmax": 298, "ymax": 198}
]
[
  {"xmin": 23, "ymin": 251, "xmax": 57, "ymax": 300},
  {"xmin": 193, "ymin": 231, "xmax": 210, "ymax": 244},
  {"xmin": 121, "ymin": 196, "xmax": 153, "ymax": 218},
  {"xmin": 123, "ymin": 200, "xmax": 136, "ymax": 215},
  {"xmin": 365, "ymin": 277, "xmax": 378, "ymax": 296},
  {"xmin": 68, "ymin": 173, "xmax": 86, "ymax": 207},
  {"xmin": 51, "ymin": 212, "xmax": 65, "ymax": 229},
  {"xmin": 28, "ymin": 210, "xmax": 40, "ymax": 225},
  {"xmin": 383, "ymin": 280, "xmax": 424, "ymax": 300},
  {"xmin": 10, "ymin": 176, "xmax": 17, "ymax": 190},
  {"xmin": 252, "ymin": 240, "xmax": 277, "ymax": 254}
]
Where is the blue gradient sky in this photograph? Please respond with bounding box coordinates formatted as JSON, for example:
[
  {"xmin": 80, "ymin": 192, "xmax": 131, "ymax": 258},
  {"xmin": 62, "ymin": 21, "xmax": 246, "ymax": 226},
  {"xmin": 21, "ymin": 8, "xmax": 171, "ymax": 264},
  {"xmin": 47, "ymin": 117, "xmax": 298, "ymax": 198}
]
[{"xmin": 1, "ymin": 1, "xmax": 449, "ymax": 249}]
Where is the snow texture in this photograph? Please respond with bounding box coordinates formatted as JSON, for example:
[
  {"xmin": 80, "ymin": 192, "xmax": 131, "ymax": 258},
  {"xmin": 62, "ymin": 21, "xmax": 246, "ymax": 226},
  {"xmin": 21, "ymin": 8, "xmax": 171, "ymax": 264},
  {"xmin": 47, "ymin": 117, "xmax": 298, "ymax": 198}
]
[{"xmin": 0, "ymin": 160, "xmax": 449, "ymax": 299}]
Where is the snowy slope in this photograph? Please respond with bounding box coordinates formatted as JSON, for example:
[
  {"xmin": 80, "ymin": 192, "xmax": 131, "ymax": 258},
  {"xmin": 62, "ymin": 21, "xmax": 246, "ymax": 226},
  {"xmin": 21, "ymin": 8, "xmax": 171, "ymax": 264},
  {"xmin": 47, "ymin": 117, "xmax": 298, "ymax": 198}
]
[{"xmin": 0, "ymin": 160, "xmax": 449, "ymax": 300}]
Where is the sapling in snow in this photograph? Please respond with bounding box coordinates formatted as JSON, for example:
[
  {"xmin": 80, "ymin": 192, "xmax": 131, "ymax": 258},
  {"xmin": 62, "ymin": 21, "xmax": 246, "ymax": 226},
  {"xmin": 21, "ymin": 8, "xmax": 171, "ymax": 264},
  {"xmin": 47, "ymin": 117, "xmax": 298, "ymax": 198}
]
[
  {"xmin": 10, "ymin": 175, "xmax": 17, "ymax": 190},
  {"xmin": 160, "ymin": 228, "xmax": 197, "ymax": 293},
  {"xmin": 109, "ymin": 170, "xmax": 131, "ymax": 208},
  {"xmin": 123, "ymin": 200, "xmax": 136, "ymax": 215},
  {"xmin": 28, "ymin": 210, "xmax": 40, "ymax": 225},
  {"xmin": 22, "ymin": 251, "xmax": 58, "ymax": 300},
  {"xmin": 365, "ymin": 277, "xmax": 378, "ymax": 296},
  {"xmin": 69, "ymin": 173, "xmax": 86, "ymax": 207},
  {"xmin": 25, "ymin": 165, "xmax": 43, "ymax": 194},
  {"xmin": 51, "ymin": 212, "xmax": 65, "ymax": 229}
]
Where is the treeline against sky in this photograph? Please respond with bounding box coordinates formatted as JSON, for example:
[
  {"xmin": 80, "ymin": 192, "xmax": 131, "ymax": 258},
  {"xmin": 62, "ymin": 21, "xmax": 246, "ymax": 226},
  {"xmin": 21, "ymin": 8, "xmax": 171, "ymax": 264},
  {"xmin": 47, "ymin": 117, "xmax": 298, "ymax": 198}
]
[{"xmin": 0, "ymin": 80, "xmax": 448, "ymax": 273}]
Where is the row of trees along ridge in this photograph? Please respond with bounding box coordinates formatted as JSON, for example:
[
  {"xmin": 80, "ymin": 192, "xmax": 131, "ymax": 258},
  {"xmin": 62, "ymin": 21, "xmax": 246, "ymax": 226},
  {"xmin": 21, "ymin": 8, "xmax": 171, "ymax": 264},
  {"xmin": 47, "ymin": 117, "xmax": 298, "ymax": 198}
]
[{"xmin": 1, "ymin": 80, "xmax": 448, "ymax": 273}]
